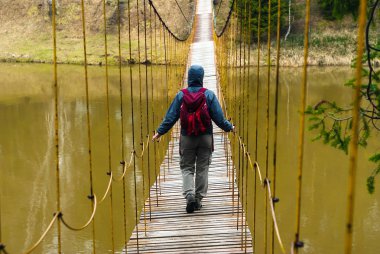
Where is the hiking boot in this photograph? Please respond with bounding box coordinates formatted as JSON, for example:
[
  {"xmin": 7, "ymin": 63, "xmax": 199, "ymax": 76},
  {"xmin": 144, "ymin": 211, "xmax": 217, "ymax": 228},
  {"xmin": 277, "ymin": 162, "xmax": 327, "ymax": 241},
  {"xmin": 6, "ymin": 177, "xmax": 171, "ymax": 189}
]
[
  {"xmin": 195, "ymin": 198, "xmax": 202, "ymax": 210},
  {"xmin": 186, "ymin": 194, "xmax": 196, "ymax": 213}
]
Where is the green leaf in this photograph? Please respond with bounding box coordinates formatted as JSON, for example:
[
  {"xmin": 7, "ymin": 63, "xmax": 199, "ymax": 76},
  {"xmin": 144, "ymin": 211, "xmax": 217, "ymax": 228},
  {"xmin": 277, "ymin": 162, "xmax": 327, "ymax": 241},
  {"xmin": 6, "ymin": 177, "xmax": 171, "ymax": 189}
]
[
  {"xmin": 367, "ymin": 176, "xmax": 375, "ymax": 194},
  {"xmin": 369, "ymin": 153, "xmax": 380, "ymax": 163}
]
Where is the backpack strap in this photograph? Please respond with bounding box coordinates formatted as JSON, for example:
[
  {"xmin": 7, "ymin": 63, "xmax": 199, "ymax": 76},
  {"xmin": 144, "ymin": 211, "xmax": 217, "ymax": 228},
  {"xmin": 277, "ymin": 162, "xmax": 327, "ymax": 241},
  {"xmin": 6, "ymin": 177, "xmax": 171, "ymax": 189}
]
[
  {"xmin": 199, "ymin": 87, "xmax": 207, "ymax": 93},
  {"xmin": 182, "ymin": 88, "xmax": 207, "ymax": 94}
]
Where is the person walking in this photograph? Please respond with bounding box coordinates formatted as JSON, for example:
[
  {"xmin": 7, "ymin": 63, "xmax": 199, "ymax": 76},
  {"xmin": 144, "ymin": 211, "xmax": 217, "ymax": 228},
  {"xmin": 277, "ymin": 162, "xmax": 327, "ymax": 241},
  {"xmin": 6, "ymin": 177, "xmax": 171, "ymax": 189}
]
[{"xmin": 152, "ymin": 65, "xmax": 234, "ymax": 213}]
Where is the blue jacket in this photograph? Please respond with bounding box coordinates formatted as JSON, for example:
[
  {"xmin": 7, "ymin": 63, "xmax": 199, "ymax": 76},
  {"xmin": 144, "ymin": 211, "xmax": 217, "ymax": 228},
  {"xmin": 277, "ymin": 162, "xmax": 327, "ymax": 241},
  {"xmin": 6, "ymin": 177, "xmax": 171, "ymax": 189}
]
[{"xmin": 157, "ymin": 65, "xmax": 233, "ymax": 136}]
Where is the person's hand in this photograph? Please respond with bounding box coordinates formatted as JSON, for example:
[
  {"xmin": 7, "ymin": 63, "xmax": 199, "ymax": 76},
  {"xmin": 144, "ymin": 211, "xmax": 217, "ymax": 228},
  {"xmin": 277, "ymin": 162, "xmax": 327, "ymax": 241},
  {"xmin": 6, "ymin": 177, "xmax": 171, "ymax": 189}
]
[
  {"xmin": 231, "ymin": 125, "xmax": 236, "ymax": 133},
  {"xmin": 152, "ymin": 132, "xmax": 161, "ymax": 142}
]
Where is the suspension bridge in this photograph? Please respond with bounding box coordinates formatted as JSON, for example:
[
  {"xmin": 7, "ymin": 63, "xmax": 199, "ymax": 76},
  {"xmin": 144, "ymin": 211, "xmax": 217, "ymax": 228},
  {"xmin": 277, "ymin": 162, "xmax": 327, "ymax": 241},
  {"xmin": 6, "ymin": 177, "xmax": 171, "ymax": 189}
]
[{"xmin": 0, "ymin": 0, "xmax": 373, "ymax": 253}]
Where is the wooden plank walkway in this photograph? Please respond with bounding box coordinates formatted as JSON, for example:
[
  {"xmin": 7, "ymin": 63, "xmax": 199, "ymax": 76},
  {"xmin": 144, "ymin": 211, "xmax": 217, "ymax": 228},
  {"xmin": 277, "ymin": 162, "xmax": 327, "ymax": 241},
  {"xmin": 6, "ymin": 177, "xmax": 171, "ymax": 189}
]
[{"xmin": 126, "ymin": 0, "xmax": 253, "ymax": 253}]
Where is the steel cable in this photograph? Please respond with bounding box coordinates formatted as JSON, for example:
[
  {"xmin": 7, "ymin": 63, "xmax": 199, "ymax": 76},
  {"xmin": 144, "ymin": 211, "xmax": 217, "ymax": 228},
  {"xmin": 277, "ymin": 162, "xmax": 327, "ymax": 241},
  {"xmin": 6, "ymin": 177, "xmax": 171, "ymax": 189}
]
[
  {"xmin": 79, "ymin": 0, "xmax": 96, "ymax": 250},
  {"xmin": 101, "ymin": 0, "xmax": 115, "ymax": 251},
  {"xmin": 293, "ymin": 0, "xmax": 311, "ymax": 252},
  {"xmin": 345, "ymin": 0, "xmax": 367, "ymax": 253}
]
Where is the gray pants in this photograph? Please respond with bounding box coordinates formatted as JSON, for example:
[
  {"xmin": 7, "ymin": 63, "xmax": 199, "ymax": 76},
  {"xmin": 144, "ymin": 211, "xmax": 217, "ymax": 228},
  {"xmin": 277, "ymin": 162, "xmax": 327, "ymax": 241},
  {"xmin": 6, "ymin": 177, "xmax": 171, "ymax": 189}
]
[{"xmin": 180, "ymin": 134, "xmax": 212, "ymax": 199}]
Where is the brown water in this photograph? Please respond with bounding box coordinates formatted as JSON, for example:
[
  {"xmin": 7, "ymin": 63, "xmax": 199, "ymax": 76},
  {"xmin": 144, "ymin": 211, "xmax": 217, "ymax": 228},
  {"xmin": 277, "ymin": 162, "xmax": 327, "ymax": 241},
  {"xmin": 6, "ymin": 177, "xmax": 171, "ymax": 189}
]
[
  {"xmin": 0, "ymin": 63, "xmax": 178, "ymax": 253},
  {"xmin": 0, "ymin": 64, "xmax": 379, "ymax": 253},
  {"xmin": 232, "ymin": 67, "xmax": 380, "ymax": 254}
]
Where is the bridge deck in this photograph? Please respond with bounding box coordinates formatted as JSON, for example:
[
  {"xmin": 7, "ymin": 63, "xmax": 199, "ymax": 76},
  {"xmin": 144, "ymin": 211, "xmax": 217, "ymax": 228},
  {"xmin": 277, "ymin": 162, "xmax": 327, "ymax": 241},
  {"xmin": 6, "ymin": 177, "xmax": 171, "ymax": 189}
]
[{"xmin": 126, "ymin": 0, "xmax": 253, "ymax": 253}]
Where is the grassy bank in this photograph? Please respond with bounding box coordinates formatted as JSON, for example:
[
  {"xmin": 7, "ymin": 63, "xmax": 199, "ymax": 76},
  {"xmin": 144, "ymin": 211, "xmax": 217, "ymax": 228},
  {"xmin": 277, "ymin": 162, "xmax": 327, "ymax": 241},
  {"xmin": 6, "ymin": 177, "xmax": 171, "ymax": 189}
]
[{"xmin": 0, "ymin": 0, "xmax": 194, "ymax": 65}]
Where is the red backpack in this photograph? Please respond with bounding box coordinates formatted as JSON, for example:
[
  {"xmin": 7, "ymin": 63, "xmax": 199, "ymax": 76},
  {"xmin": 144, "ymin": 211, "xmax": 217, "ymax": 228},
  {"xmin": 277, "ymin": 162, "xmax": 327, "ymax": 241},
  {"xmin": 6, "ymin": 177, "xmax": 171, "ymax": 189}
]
[{"xmin": 180, "ymin": 88, "xmax": 211, "ymax": 135}]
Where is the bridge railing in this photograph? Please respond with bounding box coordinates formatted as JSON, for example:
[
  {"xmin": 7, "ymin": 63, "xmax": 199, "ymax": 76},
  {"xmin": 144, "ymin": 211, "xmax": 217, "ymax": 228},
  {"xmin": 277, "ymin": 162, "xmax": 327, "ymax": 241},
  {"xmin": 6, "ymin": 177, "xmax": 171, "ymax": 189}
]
[
  {"xmin": 213, "ymin": 0, "xmax": 368, "ymax": 253},
  {"xmin": 0, "ymin": 1, "xmax": 196, "ymax": 253}
]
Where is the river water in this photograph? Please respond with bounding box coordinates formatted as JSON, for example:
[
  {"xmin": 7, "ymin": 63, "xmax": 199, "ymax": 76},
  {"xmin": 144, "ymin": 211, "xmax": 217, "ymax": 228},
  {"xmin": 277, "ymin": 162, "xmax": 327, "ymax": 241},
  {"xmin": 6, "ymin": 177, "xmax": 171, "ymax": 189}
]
[{"xmin": 0, "ymin": 63, "xmax": 379, "ymax": 253}]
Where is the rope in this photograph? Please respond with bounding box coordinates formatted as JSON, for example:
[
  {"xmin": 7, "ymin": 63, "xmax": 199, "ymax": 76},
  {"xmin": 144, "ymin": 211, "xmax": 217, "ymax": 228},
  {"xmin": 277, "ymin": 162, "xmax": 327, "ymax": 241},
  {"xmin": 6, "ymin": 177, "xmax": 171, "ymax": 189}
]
[
  {"xmin": 294, "ymin": 0, "xmax": 311, "ymax": 251},
  {"xmin": 79, "ymin": 0, "xmax": 96, "ymax": 250},
  {"xmin": 113, "ymin": 152, "xmax": 135, "ymax": 181},
  {"xmin": 98, "ymin": 172, "xmax": 114, "ymax": 205},
  {"xmin": 264, "ymin": 0, "xmax": 272, "ymax": 251},
  {"xmin": 215, "ymin": 0, "xmax": 224, "ymax": 18},
  {"xmin": 60, "ymin": 195, "xmax": 98, "ymax": 231},
  {"xmin": 101, "ymin": 0, "xmax": 115, "ymax": 251},
  {"xmin": 147, "ymin": 0, "xmax": 192, "ymax": 41},
  {"xmin": 215, "ymin": 0, "xmax": 235, "ymax": 37},
  {"xmin": 264, "ymin": 179, "xmax": 286, "ymax": 254},
  {"xmin": 116, "ymin": 0, "xmax": 128, "ymax": 246},
  {"xmin": 345, "ymin": 0, "xmax": 367, "ymax": 253},
  {"xmin": 254, "ymin": 0, "xmax": 262, "ymax": 251},
  {"xmin": 144, "ymin": 0, "xmax": 152, "ymax": 222},
  {"xmin": 272, "ymin": 0, "xmax": 282, "ymax": 253},
  {"xmin": 23, "ymin": 213, "xmax": 59, "ymax": 254},
  {"xmin": 174, "ymin": 0, "xmax": 190, "ymax": 24},
  {"xmin": 127, "ymin": 0, "xmax": 139, "ymax": 250},
  {"xmin": 51, "ymin": 0, "xmax": 62, "ymax": 252}
]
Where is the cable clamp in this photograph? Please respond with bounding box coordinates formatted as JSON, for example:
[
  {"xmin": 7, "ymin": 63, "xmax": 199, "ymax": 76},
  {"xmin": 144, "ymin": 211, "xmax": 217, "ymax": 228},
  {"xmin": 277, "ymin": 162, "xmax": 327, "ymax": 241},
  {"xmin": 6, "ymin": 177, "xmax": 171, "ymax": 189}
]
[
  {"xmin": 87, "ymin": 194, "xmax": 94, "ymax": 200},
  {"xmin": 272, "ymin": 197, "xmax": 280, "ymax": 203},
  {"xmin": 106, "ymin": 171, "xmax": 111, "ymax": 176},
  {"xmin": 120, "ymin": 160, "xmax": 126, "ymax": 165},
  {"xmin": 294, "ymin": 241, "xmax": 304, "ymax": 248}
]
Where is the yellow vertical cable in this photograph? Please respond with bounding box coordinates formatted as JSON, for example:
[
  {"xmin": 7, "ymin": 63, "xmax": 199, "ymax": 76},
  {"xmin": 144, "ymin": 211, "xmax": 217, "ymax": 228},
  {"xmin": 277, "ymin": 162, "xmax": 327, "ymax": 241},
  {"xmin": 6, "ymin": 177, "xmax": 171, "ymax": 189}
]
[
  {"xmin": 237, "ymin": 0, "xmax": 244, "ymax": 242},
  {"xmin": 244, "ymin": 0, "xmax": 252, "ymax": 252},
  {"xmin": 143, "ymin": 0, "xmax": 152, "ymax": 222},
  {"xmin": 116, "ymin": 0, "xmax": 128, "ymax": 248},
  {"xmin": 294, "ymin": 0, "xmax": 311, "ymax": 252},
  {"xmin": 79, "ymin": 0, "xmax": 96, "ymax": 252},
  {"xmin": 272, "ymin": 0, "xmax": 282, "ymax": 253},
  {"xmin": 136, "ymin": 0, "xmax": 148, "ymax": 236},
  {"xmin": 101, "ymin": 1, "xmax": 115, "ymax": 252},
  {"xmin": 51, "ymin": 0, "xmax": 62, "ymax": 252},
  {"xmin": 149, "ymin": 1, "xmax": 159, "ymax": 212},
  {"xmin": 265, "ymin": 0, "xmax": 272, "ymax": 252},
  {"xmin": 254, "ymin": 0, "xmax": 262, "ymax": 251},
  {"xmin": 153, "ymin": 12, "xmax": 161, "ymax": 204},
  {"xmin": 127, "ymin": 0, "xmax": 139, "ymax": 251},
  {"xmin": 163, "ymin": 28, "xmax": 169, "ymax": 182},
  {"xmin": 229, "ymin": 11, "xmax": 236, "ymax": 215},
  {"xmin": 345, "ymin": 0, "xmax": 367, "ymax": 253},
  {"xmin": 233, "ymin": 0, "xmax": 240, "ymax": 231}
]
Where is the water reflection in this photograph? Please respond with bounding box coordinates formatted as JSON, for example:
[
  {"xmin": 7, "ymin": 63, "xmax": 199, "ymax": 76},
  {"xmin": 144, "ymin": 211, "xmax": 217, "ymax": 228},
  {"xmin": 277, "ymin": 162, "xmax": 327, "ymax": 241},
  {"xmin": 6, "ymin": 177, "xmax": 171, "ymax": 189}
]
[
  {"xmin": 229, "ymin": 66, "xmax": 380, "ymax": 254},
  {"xmin": 0, "ymin": 63, "xmax": 176, "ymax": 253}
]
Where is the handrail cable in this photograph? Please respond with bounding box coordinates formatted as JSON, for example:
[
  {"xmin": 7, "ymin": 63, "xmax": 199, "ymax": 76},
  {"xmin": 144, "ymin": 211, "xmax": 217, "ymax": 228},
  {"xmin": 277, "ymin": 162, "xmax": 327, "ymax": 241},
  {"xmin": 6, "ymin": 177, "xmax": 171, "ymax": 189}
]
[
  {"xmin": 264, "ymin": 0, "xmax": 272, "ymax": 251},
  {"xmin": 265, "ymin": 179, "xmax": 286, "ymax": 254},
  {"xmin": 127, "ymin": 0, "xmax": 140, "ymax": 251},
  {"xmin": 345, "ymin": 0, "xmax": 367, "ymax": 253},
  {"xmin": 14, "ymin": 0, "xmax": 194, "ymax": 252},
  {"xmin": 147, "ymin": 0, "xmax": 192, "ymax": 41},
  {"xmin": 23, "ymin": 213, "xmax": 59, "ymax": 254},
  {"xmin": 272, "ymin": 0, "xmax": 282, "ymax": 253},
  {"xmin": 215, "ymin": 0, "xmax": 224, "ymax": 18},
  {"xmin": 79, "ymin": 0, "xmax": 96, "ymax": 250},
  {"xmin": 215, "ymin": 0, "xmax": 235, "ymax": 37},
  {"xmin": 60, "ymin": 195, "xmax": 98, "ymax": 231},
  {"xmin": 101, "ymin": 0, "xmax": 115, "ymax": 251},
  {"xmin": 293, "ymin": 0, "xmax": 311, "ymax": 252},
  {"xmin": 174, "ymin": 0, "xmax": 190, "ymax": 24}
]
